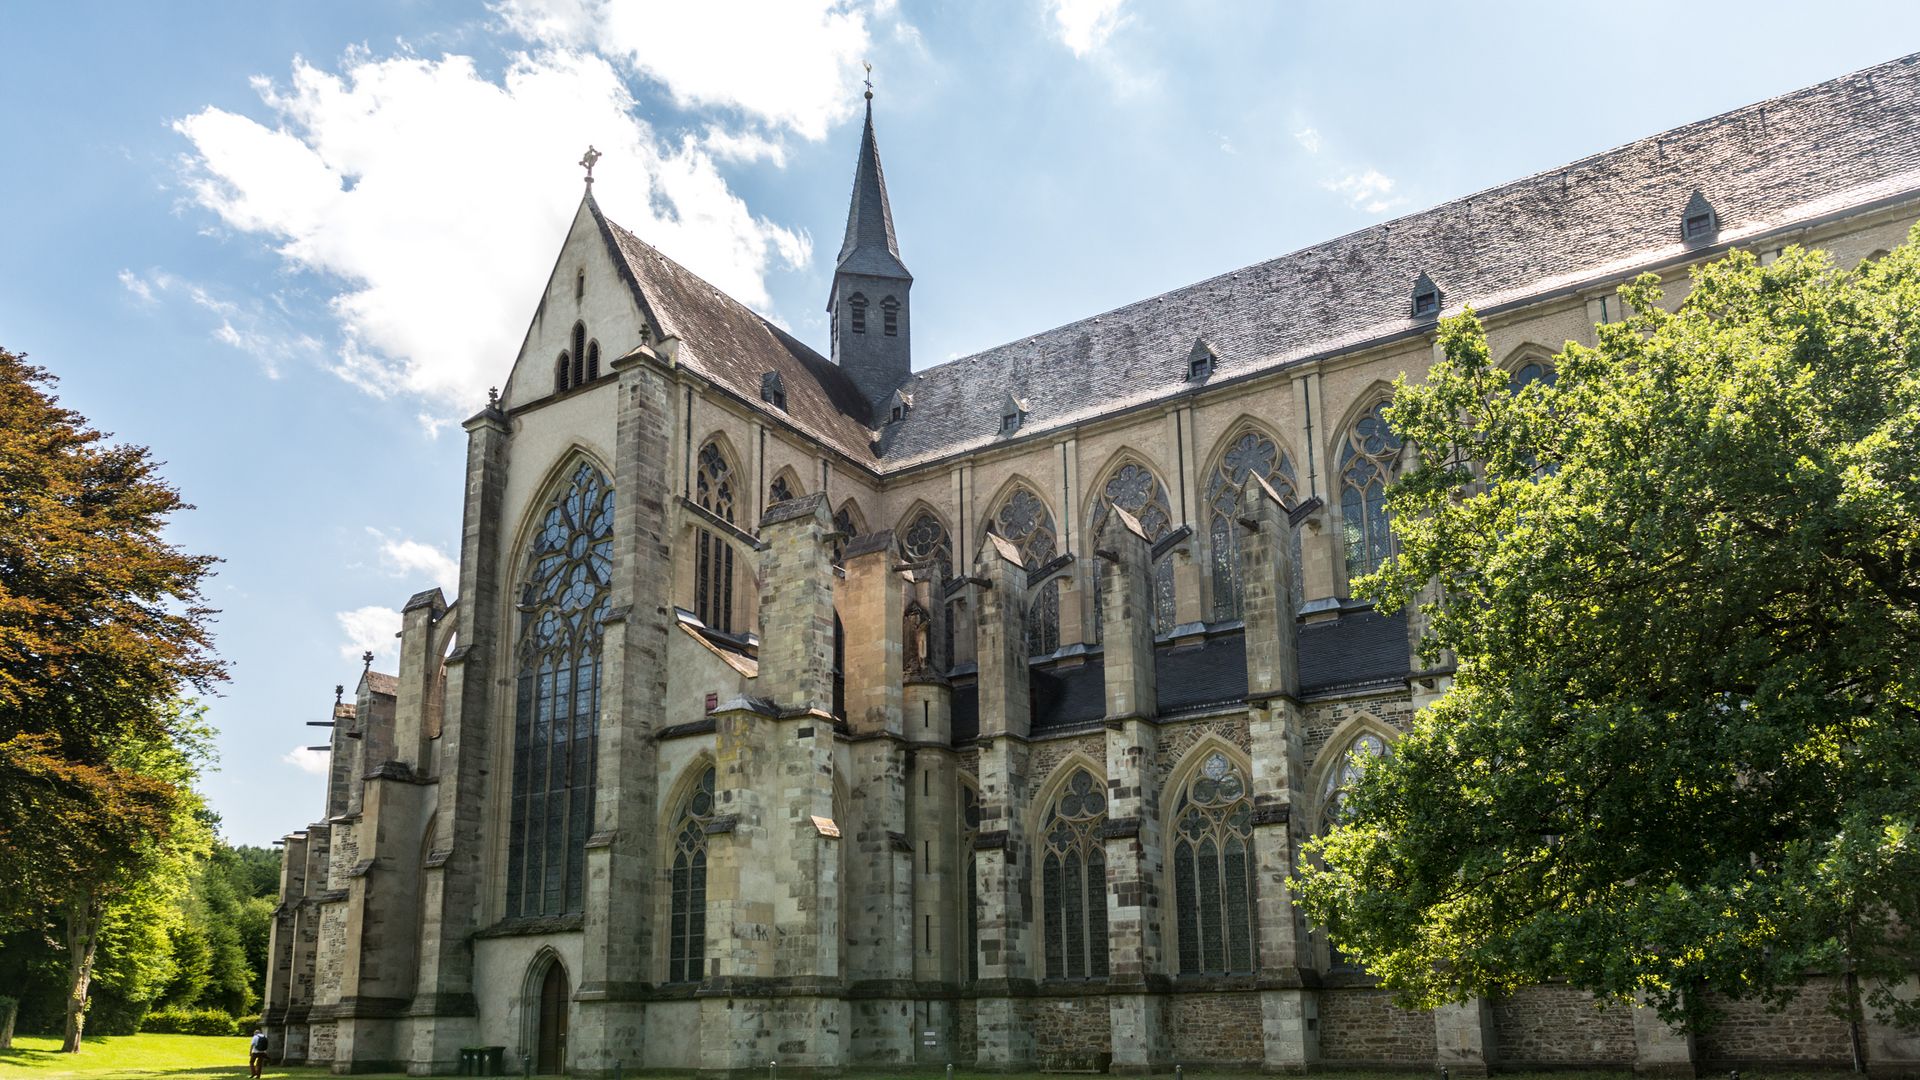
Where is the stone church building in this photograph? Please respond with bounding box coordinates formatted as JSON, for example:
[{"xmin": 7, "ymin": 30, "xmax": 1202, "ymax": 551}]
[{"xmin": 264, "ymin": 55, "xmax": 1920, "ymax": 1076}]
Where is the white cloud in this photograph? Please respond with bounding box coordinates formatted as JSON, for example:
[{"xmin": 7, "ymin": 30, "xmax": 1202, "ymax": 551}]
[
  {"xmin": 1294, "ymin": 127, "xmax": 1321, "ymax": 154},
  {"xmin": 1323, "ymin": 168, "xmax": 1407, "ymax": 215},
  {"xmin": 119, "ymin": 269, "xmax": 322, "ymax": 378},
  {"xmin": 493, "ymin": 0, "xmax": 875, "ymax": 140},
  {"xmin": 283, "ymin": 744, "xmax": 332, "ymax": 776},
  {"xmin": 701, "ymin": 125, "xmax": 789, "ymax": 167},
  {"xmin": 1047, "ymin": 0, "xmax": 1127, "ymax": 56},
  {"xmin": 336, "ymin": 604, "xmax": 402, "ymax": 664},
  {"xmin": 174, "ymin": 48, "xmax": 812, "ymax": 414},
  {"xmin": 367, "ymin": 527, "xmax": 461, "ymax": 595}
]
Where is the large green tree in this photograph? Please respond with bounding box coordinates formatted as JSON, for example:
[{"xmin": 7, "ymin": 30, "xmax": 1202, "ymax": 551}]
[
  {"xmin": 1297, "ymin": 230, "xmax": 1920, "ymax": 1036},
  {"xmin": 0, "ymin": 349, "xmax": 227, "ymax": 1050}
]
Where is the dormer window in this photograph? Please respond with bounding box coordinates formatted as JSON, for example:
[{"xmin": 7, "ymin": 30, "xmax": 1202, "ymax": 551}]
[
  {"xmin": 881, "ymin": 296, "xmax": 900, "ymax": 337},
  {"xmin": 1000, "ymin": 394, "xmax": 1028, "ymax": 435},
  {"xmin": 760, "ymin": 371, "xmax": 787, "ymax": 411},
  {"xmin": 1411, "ymin": 272, "xmax": 1441, "ymax": 318},
  {"xmin": 1682, "ymin": 190, "xmax": 1718, "ymax": 243},
  {"xmin": 848, "ymin": 293, "xmax": 868, "ymax": 334},
  {"xmin": 1187, "ymin": 337, "xmax": 1218, "ymax": 381},
  {"xmin": 889, "ymin": 389, "xmax": 912, "ymax": 423}
]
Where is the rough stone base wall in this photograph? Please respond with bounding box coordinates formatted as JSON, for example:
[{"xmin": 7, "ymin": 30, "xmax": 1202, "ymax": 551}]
[
  {"xmin": 1318, "ymin": 988, "xmax": 1437, "ymax": 1065},
  {"xmin": 1168, "ymin": 991, "xmax": 1263, "ymax": 1065},
  {"xmin": 1032, "ymin": 995, "xmax": 1112, "ymax": 1071},
  {"xmin": 1493, "ymin": 985, "xmax": 1635, "ymax": 1065},
  {"xmin": 1698, "ymin": 979, "xmax": 1853, "ymax": 1067},
  {"xmin": 306, "ymin": 1020, "xmax": 337, "ymax": 1064},
  {"xmin": 955, "ymin": 997, "xmax": 977, "ymax": 1065}
]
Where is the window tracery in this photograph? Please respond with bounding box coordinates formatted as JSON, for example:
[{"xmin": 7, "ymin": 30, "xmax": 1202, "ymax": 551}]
[
  {"xmin": 1317, "ymin": 730, "xmax": 1387, "ymax": 970},
  {"xmin": 991, "ymin": 487, "xmax": 1060, "ymax": 656},
  {"xmin": 1040, "ymin": 768, "xmax": 1109, "ymax": 980},
  {"xmin": 1089, "ymin": 461, "xmax": 1177, "ymax": 635},
  {"xmin": 507, "ymin": 461, "xmax": 612, "ymax": 918},
  {"xmin": 1171, "ymin": 751, "xmax": 1256, "ymax": 974},
  {"xmin": 768, "ymin": 475, "xmax": 794, "ymax": 505},
  {"xmin": 694, "ymin": 443, "xmax": 737, "ymax": 633},
  {"xmin": 1205, "ymin": 429, "xmax": 1300, "ymax": 621},
  {"xmin": 962, "ymin": 782, "xmax": 981, "ymax": 983},
  {"xmin": 669, "ymin": 765, "xmax": 715, "ymax": 983},
  {"xmin": 1339, "ymin": 402, "xmax": 1401, "ymax": 582}
]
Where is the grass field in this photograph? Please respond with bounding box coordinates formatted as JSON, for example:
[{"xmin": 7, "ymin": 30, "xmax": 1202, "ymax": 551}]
[{"xmin": 0, "ymin": 1034, "xmax": 1861, "ymax": 1080}]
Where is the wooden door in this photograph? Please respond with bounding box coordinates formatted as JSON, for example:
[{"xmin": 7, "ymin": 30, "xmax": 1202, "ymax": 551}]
[{"xmin": 537, "ymin": 963, "xmax": 568, "ymax": 1074}]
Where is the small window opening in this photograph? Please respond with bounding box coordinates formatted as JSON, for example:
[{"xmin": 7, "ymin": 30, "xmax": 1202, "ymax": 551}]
[
  {"xmin": 760, "ymin": 371, "xmax": 787, "ymax": 411},
  {"xmin": 574, "ymin": 268, "xmax": 585, "ymax": 301},
  {"xmin": 1681, "ymin": 190, "xmax": 1719, "ymax": 243},
  {"xmin": 1187, "ymin": 337, "xmax": 1217, "ymax": 380},
  {"xmin": 585, "ymin": 341, "xmax": 600, "ymax": 381},
  {"xmin": 848, "ymin": 293, "xmax": 868, "ymax": 334},
  {"xmin": 1412, "ymin": 290, "xmax": 1439, "ymax": 316},
  {"xmin": 882, "ymin": 296, "xmax": 900, "ymax": 337},
  {"xmin": 1684, "ymin": 212, "xmax": 1715, "ymax": 240},
  {"xmin": 555, "ymin": 353, "xmax": 571, "ymax": 393}
]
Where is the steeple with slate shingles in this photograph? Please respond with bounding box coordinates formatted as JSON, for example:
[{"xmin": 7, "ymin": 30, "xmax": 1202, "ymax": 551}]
[{"xmin": 828, "ymin": 84, "xmax": 913, "ymax": 415}]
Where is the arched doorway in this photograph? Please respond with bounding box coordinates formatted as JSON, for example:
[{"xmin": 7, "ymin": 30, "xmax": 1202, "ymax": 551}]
[{"xmin": 536, "ymin": 961, "xmax": 569, "ymax": 1074}]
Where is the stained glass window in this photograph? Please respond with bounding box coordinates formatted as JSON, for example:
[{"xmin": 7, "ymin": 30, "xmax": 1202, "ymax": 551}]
[
  {"xmin": 694, "ymin": 443, "xmax": 736, "ymax": 633},
  {"xmin": 1339, "ymin": 402, "xmax": 1401, "ymax": 582},
  {"xmin": 768, "ymin": 475, "xmax": 794, "ymax": 505},
  {"xmin": 990, "ymin": 487, "xmax": 1060, "ymax": 657},
  {"xmin": 1088, "ymin": 462, "xmax": 1177, "ymax": 636},
  {"xmin": 1040, "ymin": 769, "xmax": 1108, "ymax": 980},
  {"xmin": 1171, "ymin": 751, "xmax": 1255, "ymax": 973},
  {"xmin": 901, "ymin": 510, "xmax": 957, "ymax": 672},
  {"xmin": 1205, "ymin": 429, "xmax": 1300, "ymax": 621},
  {"xmin": 1511, "ymin": 361, "xmax": 1555, "ymax": 391},
  {"xmin": 669, "ymin": 766, "xmax": 715, "ymax": 983},
  {"xmin": 1318, "ymin": 732, "xmax": 1386, "ymax": 970},
  {"xmin": 506, "ymin": 461, "xmax": 612, "ymax": 918},
  {"xmin": 832, "ymin": 504, "xmax": 861, "ymax": 566}
]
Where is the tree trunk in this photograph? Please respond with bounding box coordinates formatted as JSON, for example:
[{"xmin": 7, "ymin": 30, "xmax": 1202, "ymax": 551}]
[{"xmin": 61, "ymin": 891, "xmax": 103, "ymax": 1054}]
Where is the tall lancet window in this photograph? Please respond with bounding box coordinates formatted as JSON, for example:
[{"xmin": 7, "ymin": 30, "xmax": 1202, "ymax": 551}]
[
  {"xmin": 1040, "ymin": 768, "xmax": 1109, "ymax": 980},
  {"xmin": 507, "ymin": 461, "xmax": 613, "ymax": 918},
  {"xmin": 991, "ymin": 488, "xmax": 1060, "ymax": 657},
  {"xmin": 1171, "ymin": 751, "xmax": 1256, "ymax": 974},
  {"xmin": 1206, "ymin": 429, "xmax": 1300, "ymax": 621},
  {"xmin": 669, "ymin": 766, "xmax": 716, "ymax": 983},
  {"xmin": 1088, "ymin": 462, "xmax": 1177, "ymax": 636},
  {"xmin": 1340, "ymin": 402, "xmax": 1402, "ymax": 582},
  {"xmin": 1318, "ymin": 731, "xmax": 1388, "ymax": 970},
  {"xmin": 694, "ymin": 442, "xmax": 737, "ymax": 633}
]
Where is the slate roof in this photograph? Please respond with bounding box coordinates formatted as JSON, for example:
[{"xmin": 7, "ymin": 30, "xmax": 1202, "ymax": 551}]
[
  {"xmin": 834, "ymin": 98, "xmax": 911, "ymax": 284},
  {"xmin": 594, "ymin": 204, "xmax": 880, "ymax": 463},
  {"xmin": 876, "ymin": 53, "xmax": 1920, "ymax": 467},
  {"xmin": 946, "ymin": 611, "xmax": 1410, "ymax": 744}
]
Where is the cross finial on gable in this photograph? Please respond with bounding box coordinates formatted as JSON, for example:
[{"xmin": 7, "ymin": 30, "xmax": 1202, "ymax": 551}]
[
  {"xmin": 579, "ymin": 145, "xmax": 602, "ymax": 186},
  {"xmin": 362, "ymin": 650, "xmax": 374, "ymax": 672},
  {"xmin": 487, "ymin": 385, "xmax": 499, "ymax": 409}
]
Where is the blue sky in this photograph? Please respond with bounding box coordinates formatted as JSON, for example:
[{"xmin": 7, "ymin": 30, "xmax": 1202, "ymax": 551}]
[{"xmin": 4, "ymin": 2, "xmax": 1916, "ymax": 845}]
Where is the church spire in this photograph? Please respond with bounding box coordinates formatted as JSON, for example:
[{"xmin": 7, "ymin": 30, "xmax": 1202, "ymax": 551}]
[
  {"xmin": 828, "ymin": 74, "xmax": 914, "ymax": 414},
  {"xmin": 834, "ymin": 81, "xmax": 911, "ymax": 282}
]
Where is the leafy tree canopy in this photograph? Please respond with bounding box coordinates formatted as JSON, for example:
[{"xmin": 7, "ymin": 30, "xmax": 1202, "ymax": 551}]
[
  {"xmin": 0, "ymin": 348, "xmax": 225, "ymax": 762},
  {"xmin": 1297, "ymin": 229, "xmax": 1920, "ymax": 1031}
]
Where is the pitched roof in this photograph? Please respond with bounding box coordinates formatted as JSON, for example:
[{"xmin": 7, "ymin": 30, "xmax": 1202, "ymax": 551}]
[
  {"xmin": 594, "ymin": 203, "xmax": 880, "ymax": 462},
  {"xmin": 834, "ymin": 97, "xmax": 911, "ymax": 284},
  {"xmin": 876, "ymin": 53, "xmax": 1920, "ymax": 466}
]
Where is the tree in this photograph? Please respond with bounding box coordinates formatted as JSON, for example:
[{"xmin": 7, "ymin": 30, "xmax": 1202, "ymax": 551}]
[
  {"xmin": 0, "ymin": 349, "xmax": 226, "ymax": 1051},
  {"xmin": 1297, "ymin": 230, "xmax": 1920, "ymax": 1040},
  {"xmin": 0, "ymin": 347, "xmax": 224, "ymax": 761}
]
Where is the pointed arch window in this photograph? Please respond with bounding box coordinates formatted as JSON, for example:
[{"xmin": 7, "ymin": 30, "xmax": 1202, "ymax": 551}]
[
  {"xmin": 900, "ymin": 510, "xmax": 956, "ymax": 670},
  {"xmin": 669, "ymin": 766, "xmax": 715, "ymax": 983},
  {"xmin": 768, "ymin": 475, "xmax": 795, "ymax": 505},
  {"xmin": 1318, "ymin": 731, "xmax": 1387, "ymax": 970},
  {"xmin": 831, "ymin": 504, "xmax": 861, "ymax": 566},
  {"xmin": 554, "ymin": 352, "xmax": 572, "ymax": 393},
  {"xmin": 991, "ymin": 488, "xmax": 1060, "ymax": 657},
  {"xmin": 1339, "ymin": 402, "xmax": 1401, "ymax": 582},
  {"xmin": 1511, "ymin": 361, "xmax": 1555, "ymax": 391},
  {"xmin": 585, "ymin": 340, "xmax": 600, "ymax": 381},
  {"xmin": 1206, "ymin": 429, "xmax": 1300, "ymax": 621},
  {"xmin": 507, "ymin": 461, "xmax": 613, "ymax": 918},
  {"xmin": 1040, "ymin": 769, "xmax": 1108, "ymax": 979},
  {"xmin": 1171, "ymin": 751, "xmax": 1256, "ymax": 974},
  {"xmin": 694, "ymin": 443, "xmax": 737, "ymax": 633},
  {"xmin": 1088, "ymin": 462, "xmax": 1177, "ymax": 636},
  {"xmin": 570, "ymin": 322, "xmax": 587, "ymax": 387}
]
